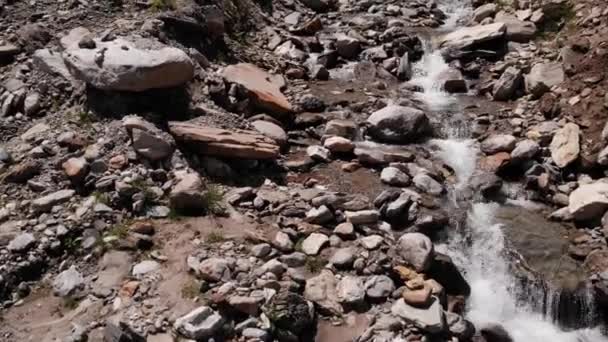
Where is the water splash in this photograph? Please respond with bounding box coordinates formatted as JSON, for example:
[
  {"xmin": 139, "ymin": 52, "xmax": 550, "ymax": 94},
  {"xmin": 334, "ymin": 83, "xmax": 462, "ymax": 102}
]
[{"xmin": 410, "ymin": 39, "xmax": 456, "ymax": 111}]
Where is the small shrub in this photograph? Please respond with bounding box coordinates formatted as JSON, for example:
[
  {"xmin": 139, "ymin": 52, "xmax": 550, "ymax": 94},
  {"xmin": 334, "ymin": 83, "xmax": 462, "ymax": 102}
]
[
  {"xmin": 62, "ymin": 297, "xmax": 80, "ymax": 310},
  {"xmin": 202, "ymin": 185, "xmax": 226, "ymax": 216},
  {"xmin": 93, "ymin": 191, "xmax": 110, "ymax": 205},
  {"xmin": 181, "ymin": 279, "xmax": 202, "ymax": 299},
  {"xmin": 150, "ymin": 0, "xmax": 175, "ymax": 11},
  {"xmin": 108, "ymin": 222, "xmax": 130, "ymax": 239},
  {"xmin": 305, "ymin": 257, "xmax": 327, "ymax": 274},
  {"xmin": 63, "ymin": 236, "xmax": 81, "ymax": 254},
  {"xmin": 206, "ymin": 230, "xmax": 226, "ymax": 243}
]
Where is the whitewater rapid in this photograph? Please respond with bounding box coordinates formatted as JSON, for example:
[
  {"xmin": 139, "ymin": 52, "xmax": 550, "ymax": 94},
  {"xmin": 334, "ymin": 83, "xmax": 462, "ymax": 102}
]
[{"xmin": 414, "ymin": 1, "xmax": 608, "ymax": 341}]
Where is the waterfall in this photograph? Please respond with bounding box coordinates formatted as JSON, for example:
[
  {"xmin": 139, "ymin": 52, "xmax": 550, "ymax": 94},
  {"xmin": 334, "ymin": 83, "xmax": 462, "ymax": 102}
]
[{"xmin": 420, "ymin": 1, "xmax": 608, "ymax": 340}]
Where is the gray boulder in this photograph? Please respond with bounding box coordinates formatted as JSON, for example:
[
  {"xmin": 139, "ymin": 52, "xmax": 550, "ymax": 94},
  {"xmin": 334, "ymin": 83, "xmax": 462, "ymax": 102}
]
[
  {"xmin": 63, "ymin": 38, "xmax": 194, "ymax": 92},
  {"xmin": 550, "ymin": 123, "xmax": 580, "ymax": 168},
  {"xmin": 525, "ymin": 62, "xmax": 564, "ymax": 98},
  {"xmin": 397, "ymin": 233, "xmax": 434, "ymax": 271},
  {"xmin": 568, "ymin": 182, "xmax": 608, "ymax": 221},
  {"xmin": 367, "ymin": 105, "xmax": 431, "ymax": 144},
  {"xmin": 493, "ymin": 67, "xmax": 523, "ymax": 101},
  {"xmin": 53, "ymin": 266, "xmax": 84, "ymax": 297},
  {"xmin": 391, "ymin": 297, "xmax": 446, "ymax": 333},
  {"xmin": 174, "ymin": 306, "xmax": 225, "ymax": 340}
]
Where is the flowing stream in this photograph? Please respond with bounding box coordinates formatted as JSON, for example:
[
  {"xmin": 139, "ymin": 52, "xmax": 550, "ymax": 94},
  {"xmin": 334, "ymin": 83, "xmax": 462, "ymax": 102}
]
[{"xmin": 411, "ymin": 1, "xmax": 608, "ymax": 341}]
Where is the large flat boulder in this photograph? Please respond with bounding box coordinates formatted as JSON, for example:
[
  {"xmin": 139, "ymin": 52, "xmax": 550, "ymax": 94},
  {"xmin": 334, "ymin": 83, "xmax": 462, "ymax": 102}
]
[
  {"xmin": 569, "ymin": 182, "xmax": 608, "ymax": 221},
  {"xmin": 63, "ymin": 38, "xmax": 194, "ymax": 91},
  {"xmin": 366, "ymin": 105, "xmax": 431, "ymax": 144},
  {"xmin": 495, "ymin": 13, "xmax": 537, "ymax": 42},
  {"xmin": 169, "ymin": 121, "xmax": 279, "ymax": 159},
  {"xmin": 439, "ymin": 23, "xmax": 506, "ymax": 51},
  {"xmin": 222, "ymin": 63, "xmax": 293, "ymax": 118},
  {"xmin": 391, "ymin": 297, "xmax": 446, "ymax": 333}
]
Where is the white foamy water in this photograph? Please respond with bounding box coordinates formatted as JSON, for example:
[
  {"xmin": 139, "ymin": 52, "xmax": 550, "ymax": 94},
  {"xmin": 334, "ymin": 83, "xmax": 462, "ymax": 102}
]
[
  {"xmin": 427, "ymin": 0, "xmax": 608, "ymax": 340},
  {"xmin": 410, "ymin": 39, "xmax": 456, "ymax": 111}
]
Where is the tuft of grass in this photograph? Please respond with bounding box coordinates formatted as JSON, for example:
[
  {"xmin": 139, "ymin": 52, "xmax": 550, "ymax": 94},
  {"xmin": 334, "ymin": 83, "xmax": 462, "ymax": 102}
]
[
  {"xmin": 63, "ymin": 236, "xmax": 81, "ymax": 254},
  {"xmin": 93, "ymin": 191, "xmax": 110, "ymax": 205},
  {"xmin": 181, "ymin": 279, "xmax": 202, "ymax": 299},
  {"xmin": 202, "ymin": 185, "xmax": 226, "ymax": 216},
  {"xmin": 150, "ymin": 0, "xmax": 175, "ymax": 11},
  {"xmin": 305, "ymin": 257, "xmax": 327, "ymax": 274},
  {"xmin": 62, "ymin": 297, "xmax": 80, "ymax": 310},
  {"xmin": 108, "ymin": 221, "xmax": 130, "ymax": 239},
  {"xmin": 206, "ymin": 230, "xmax": 226, "ymax": 243},
  {"xmin": 294, "ymin": 238, "xmax": 304, "ymax": 252}
]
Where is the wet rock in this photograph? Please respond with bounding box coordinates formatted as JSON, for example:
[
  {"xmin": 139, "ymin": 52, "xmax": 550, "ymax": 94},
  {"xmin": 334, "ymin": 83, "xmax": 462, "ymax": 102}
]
[
  {"xmin": 367, "ymin": 105, "xmax": 431, "ymax": 144},
  {"xmin": 53, "ymin": 266, "xmax": 84, "ymax": 297},
  {"xmin": 481, "ymin": 134, "xmax": 517, "ymax": 154},
  {"xmin": 480, "ymin": 324, "xmax": 513, "ymax": 342},
  {"xmin": 301, "ymin": 233, "xmax": 329, "ymax": 255},
  {"xmin": 306, "ymin": 205, "xmax": 334, "ymax": 224},
  {"xmin": 170, "ymin": 172, "xmax": 206, "ymax": 213},
  {"xmin": 304, "ymin": 270, "xmax": 341, "ymax": 315},
  {"xmin": 525, "ymin": 62, "xmax": 564, "ymax": 98},
  {"xmin": 493, "ymin": 66, "xmax": 523, "ymax": 101},
  {"xmin": 337, "ymin": 276, "xmax": 365, "ymax": 305},
  {"xmin": 222, "ymin": 63, "xmax": 292, "ymax": 118},
  {"xmin": 397, "ymin": 52, "xmax": 412, "ymax": 81},
  {"xmin": 550, "ymin": 123, "xmax": 580, "ymax": 168},
  {"xmin": 428, "ymin": 253, "xmax": 470, "ymax": 296},
  {"xmin": 568, "ymin": 182, "xmax": 608, "ymax": 221},
  {"xmin": 446, "ymin": 312, "xmax": 475, "ymax": 340},
  {"xmin": 397, "ymin": 233, "xmax": 434, "ymax": 272},
  {"xmin": 365, "ymin": 275, "xmax": 395, "ymax": 299},
  {"xmin": 64, "ymin": 39, "xmax": 194, "ymax": 91},
  {"xmin": 391, "ymin": 297, "xmax": 445, "ymax": 333},
  {"xmin": 471, "ymin": 173, "xmax": 503, "ymax": 198},
  {"xmin": 32, "ymin": 189, "xmax": 75, "ymax": 213},
  {"xmin": 381, "ymin": 166, "xmax": 410, "ymax": 186},
  {"xmin": 8, "ymin": 232, "xmax": 36, "ymax": 252},
  {"xmin": 169, "ymin": 122, "xmax": 279, "ymax": 159},
  {"xmin": 174, "ymin": 306, "xmax": 224, "ymax": 340},
  {"xmin": 439, "ymin": 22, "xmax": 506, "ymax": 52},
  {"xmin": 439, "ymin": 68, "xmax": 467, "ymax": 93}
]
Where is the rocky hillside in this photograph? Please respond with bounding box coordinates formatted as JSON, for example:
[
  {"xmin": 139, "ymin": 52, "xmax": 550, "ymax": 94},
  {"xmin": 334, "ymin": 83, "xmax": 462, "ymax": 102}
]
[{"xmin": 1, "ymin": 0, "xmax": 608, "ymax": 341}]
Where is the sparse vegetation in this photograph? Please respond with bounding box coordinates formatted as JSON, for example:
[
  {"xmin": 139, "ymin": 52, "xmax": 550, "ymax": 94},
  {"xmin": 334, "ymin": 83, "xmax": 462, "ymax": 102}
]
[
  {"xmin": 305, "ymin": 257, "xmax": 327, "ymax": 274},
  {"xmin": 294, "ymin": 238, "xmax": 305, "ymax": 252},
  {"xmin": 202, "ymin": 185, "xmax": 226, "ymax": 216},
  {"xmin": 181, "ymin": 279, "xmax": 203, "ymax": 299},
  {"xmin": 62, "ymin": 236, "xmax": 82, "ymax": 254},
  {"xmin": 108, "ymin": 221, "xmax": 130, "ymax": 239},
  {"xmin": 93, "ymin": 191, "xmax": 111, "ymax": 205},
  {"xmin": 150, "ymin": 0, "xmax": 176, "ymax": 11},
  {"xmin": 206, "ymin": 230, "xmax": 226, "ymax": 243},
  {"xmin": 62, "ymin": 297, "xmax": 80, "ymax": 310}
]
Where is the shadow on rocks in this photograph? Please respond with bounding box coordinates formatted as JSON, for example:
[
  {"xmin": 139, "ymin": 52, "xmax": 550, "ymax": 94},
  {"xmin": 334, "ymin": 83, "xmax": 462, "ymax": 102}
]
[{"xmin": 85, "ymin": 85, "xmax": 191, "ymax": 120}]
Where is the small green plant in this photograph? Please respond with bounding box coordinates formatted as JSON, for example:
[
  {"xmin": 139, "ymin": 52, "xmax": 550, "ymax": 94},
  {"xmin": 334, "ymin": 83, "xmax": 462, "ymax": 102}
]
[
  {"xmin": 294, "ymin": 238, "xmax": 304, "ymax": 252},
  {"xmin": 63, "ymin": 236, "xmax": 81, "ymax": 254},
  {"xmin": 150, "ymin": 0, "xmax": 175, "ymax": 11},
  {"xmin": 131, "ymin": 179, "xmax": 156, "ymax": 208},
  {"xmin": 305, "ymin": 257, "xmax": 327, "ymax": 274},
  {"xmin": 206, "ymin": 230, "xmax": 226, "ymax": 243},
  {"xmin": 93, "ymin": 191, "xmax": 110, "ymax": 205},
  {"xmin": 181, "ymin": 279, "xmax": 203, "ymax": 299},
  {"xmin": 202, "ymin": 185, "xmax": 226, "ymax": 216},
  {"xmin": 108, "ymin": 221, "xmax": 130, "ymax": 239},
  {"xmin": 62, "ymin": 297, "xmax": 80, "ymax": 310}
]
